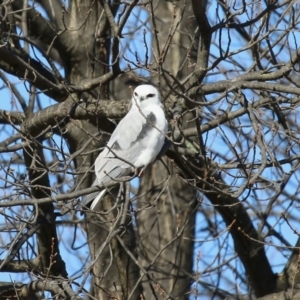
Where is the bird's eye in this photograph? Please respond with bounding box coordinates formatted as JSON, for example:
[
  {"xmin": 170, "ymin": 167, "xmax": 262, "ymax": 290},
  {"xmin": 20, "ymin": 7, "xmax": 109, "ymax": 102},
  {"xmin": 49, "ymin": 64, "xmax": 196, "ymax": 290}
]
[
  {"xmin": 146, "ymin": 93, "xmax": 155, "ymax": 98},
  {"xmin": 134, "ymin": 92, "xmax": 138, "ymax": 96}
]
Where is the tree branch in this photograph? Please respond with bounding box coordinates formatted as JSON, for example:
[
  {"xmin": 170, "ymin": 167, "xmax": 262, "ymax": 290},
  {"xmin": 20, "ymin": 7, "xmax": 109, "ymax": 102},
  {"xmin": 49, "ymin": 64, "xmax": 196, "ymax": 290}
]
[
  {"xmin": 0, "ymin": 257, "xmax": 41, "ymax": 273},
  {"xmin": 0, "ymin": 280, "xmax": 82, "ymax": 300}
]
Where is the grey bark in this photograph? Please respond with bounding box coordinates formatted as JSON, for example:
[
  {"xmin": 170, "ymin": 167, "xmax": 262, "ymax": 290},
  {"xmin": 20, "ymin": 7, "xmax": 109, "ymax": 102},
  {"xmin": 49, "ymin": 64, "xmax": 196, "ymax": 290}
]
[{"xmin": 136, "ymin": 1, "xmax": 199, "ymax": 298}]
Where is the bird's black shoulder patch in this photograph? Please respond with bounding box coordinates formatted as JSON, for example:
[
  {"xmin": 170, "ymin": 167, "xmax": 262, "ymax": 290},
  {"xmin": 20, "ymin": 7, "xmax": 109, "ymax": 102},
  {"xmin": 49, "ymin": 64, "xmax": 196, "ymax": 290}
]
[
  {"xmin": 112, "ymin": 141, "xmax": 121, "ymax": 150},
  {"xmin": 136, "ymin": 112, "xmax": 157, "ymax": 141},
  {"xmin": 148, "ymin": 112, "xmax": 156, "ymax": 123}
]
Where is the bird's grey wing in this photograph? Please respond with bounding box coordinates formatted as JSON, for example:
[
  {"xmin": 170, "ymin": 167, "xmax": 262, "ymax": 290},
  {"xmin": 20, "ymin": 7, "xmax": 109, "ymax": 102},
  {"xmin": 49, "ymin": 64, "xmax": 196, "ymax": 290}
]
[
  {"xmin": 95, "ymin": 109, "xmax": 157, "ymax": 183},
  {"xmin": 107, "ymin": 107, "xmax": 149, "ymax": 149},
  {"xmin": 82, "ymin": 107, "xmax": 165, "ymax": 211},
  {"xmin": 81, "ymin": 108, "xmax": 160, "ymax": 210},
  {"xmin": 80, "ymin": 112, "xmax": 142, "ymax": 210}
]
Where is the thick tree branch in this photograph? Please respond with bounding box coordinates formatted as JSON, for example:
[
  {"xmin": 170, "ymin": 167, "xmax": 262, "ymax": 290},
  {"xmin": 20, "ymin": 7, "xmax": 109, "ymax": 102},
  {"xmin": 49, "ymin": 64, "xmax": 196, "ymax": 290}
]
[
  {"xmin": 257, "ymin": 289, "xmax": 300, "ymax": 300},
  {"xmin": 35, "ymin": 0, "xmax": 65, "ymax": 28},
  {"xmin": 0, "ymin": 46, "xmax": 65, "ymax": 100},
  {"xmin": 199, "ymin": 80, "xmax": 300, "ymax": 96},
  {"xmin": 0, "ymin": 257, "xmax": 42, "ymax": 273},
  {"xmin": 188, "ymin": 0, "xmax": 211, "ymax": 87},
  {"xmin": 0, "ymin": 280, "xmax": 82, "ymax": 300},
  {"xmin": 11, "ymin": 0, "xmax": 73, "ymax": 61},
  {"xmin": 12, "ymin": 0, "xmax": 60, "ymax": 43}
]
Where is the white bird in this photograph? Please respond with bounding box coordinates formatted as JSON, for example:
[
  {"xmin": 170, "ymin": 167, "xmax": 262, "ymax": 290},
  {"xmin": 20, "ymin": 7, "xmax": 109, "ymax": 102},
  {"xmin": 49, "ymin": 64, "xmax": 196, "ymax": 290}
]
[{"xmin": 82, "ymin": 84, "xmax": 168, "ymax": 210}]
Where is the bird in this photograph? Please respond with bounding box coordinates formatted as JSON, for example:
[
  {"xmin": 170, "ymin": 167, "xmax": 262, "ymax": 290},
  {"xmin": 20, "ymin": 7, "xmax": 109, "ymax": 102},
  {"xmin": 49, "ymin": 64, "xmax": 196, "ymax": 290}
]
[{"xmin": 81, "ymin": 84, "xmax": 168, "ymax": 210}]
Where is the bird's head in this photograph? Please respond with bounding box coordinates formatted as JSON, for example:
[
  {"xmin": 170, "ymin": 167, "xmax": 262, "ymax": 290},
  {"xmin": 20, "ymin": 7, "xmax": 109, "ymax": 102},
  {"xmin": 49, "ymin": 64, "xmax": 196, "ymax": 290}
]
[{"xmin": 131, "ymin": 85, "xmax": 161, "ymax": 107}]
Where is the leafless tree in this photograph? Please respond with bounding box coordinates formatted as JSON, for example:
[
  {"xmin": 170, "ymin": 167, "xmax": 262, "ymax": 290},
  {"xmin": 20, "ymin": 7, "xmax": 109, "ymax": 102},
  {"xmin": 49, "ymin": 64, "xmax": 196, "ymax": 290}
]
[{"xmin": 1, "ymin": 0, "xmax": 300, "ymax": 299}]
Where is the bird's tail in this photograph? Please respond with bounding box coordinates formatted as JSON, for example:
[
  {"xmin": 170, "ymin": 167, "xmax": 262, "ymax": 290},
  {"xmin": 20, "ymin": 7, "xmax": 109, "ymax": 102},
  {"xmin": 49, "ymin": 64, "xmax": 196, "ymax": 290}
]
[{"xmin": 90, "ymin": 189, "xmax": 107, "ymax": 210}]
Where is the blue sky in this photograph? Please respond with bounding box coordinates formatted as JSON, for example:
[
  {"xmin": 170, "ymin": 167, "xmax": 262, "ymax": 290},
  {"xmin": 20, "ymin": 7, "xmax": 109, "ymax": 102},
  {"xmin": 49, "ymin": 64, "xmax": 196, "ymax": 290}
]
[{"xmin": 1, "ymin": 1, "xmax": 300, "ymax": 299}]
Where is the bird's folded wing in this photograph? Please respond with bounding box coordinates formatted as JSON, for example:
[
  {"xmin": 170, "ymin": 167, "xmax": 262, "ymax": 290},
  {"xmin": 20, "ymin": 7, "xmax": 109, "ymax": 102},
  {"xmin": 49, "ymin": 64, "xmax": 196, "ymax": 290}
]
[
  {"xmin": 109, "ymin": 108, "xmax": 156, "ymax": 149},
  {"xmin": 81, "ymin": 108, "xmax": 160, "ymax": 210},
  {"xmin": 95, "ymin": 109, "xmax": 157, "ymax": 182}
]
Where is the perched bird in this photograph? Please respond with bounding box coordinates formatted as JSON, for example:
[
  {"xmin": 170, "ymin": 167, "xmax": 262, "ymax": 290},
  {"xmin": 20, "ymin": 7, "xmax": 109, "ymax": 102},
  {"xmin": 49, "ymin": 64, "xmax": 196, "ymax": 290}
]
[{"xmin": 81, "ymin": 84, "xmax": 168, "ymax": 210}]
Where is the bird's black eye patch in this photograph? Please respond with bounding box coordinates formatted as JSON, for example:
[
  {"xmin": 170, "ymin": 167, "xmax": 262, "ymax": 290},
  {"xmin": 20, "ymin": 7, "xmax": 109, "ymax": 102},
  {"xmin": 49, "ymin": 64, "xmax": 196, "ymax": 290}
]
[{"xmin": 146, "ymin": 93, "xmax": 155, "ymax": 98}]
